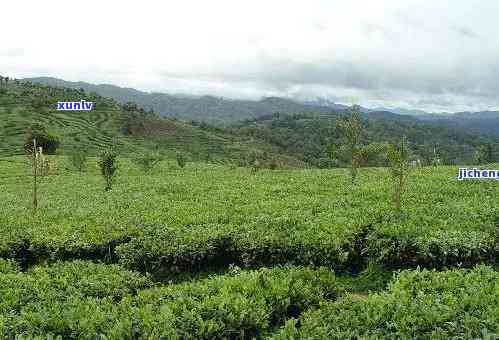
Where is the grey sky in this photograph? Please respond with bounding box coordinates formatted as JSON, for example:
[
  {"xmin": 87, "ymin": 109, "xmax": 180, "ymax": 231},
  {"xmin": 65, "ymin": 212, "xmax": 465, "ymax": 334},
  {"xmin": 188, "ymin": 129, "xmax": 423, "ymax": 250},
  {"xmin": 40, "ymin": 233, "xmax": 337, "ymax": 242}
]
[{"xmin": 2, "ymin": 0, "xmax": 498, "ymax": 112}]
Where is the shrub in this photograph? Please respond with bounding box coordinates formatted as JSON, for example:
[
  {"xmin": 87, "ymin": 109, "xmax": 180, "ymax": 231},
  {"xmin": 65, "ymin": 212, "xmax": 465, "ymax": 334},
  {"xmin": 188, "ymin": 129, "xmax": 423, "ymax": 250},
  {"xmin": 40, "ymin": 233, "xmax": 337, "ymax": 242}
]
[
  {"xmin": 98, "ymin": 149, "xmax": 118, "ymax": 191},
  {"xmin": 314, "ymin": 157, "xmax": 335, "ymax": 169},
  {"xmin": 133, "ymin": 151, "xmax": 162, "ymax": 173},
  {"xmin": 70, "ymin": 148, "xmax": 88, "ymax": 172},
  {"xmin": 24, "ymin": 124, "xmax": 60, "ymax": 155},
  {"xmin": 176, "ymin": 151, "xmax": 186, "ymax": 168},
  {"xmin": 474, "ymin": 143, "xmax": 494, "ymax": 164}
]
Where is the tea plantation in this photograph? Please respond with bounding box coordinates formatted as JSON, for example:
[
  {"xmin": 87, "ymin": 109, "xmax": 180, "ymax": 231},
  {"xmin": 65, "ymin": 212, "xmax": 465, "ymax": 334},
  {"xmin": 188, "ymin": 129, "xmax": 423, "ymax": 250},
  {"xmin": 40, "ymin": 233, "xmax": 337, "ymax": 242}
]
[{"xmin": 0, "ymin": 155, "xmax": 497, "ymax": 338}]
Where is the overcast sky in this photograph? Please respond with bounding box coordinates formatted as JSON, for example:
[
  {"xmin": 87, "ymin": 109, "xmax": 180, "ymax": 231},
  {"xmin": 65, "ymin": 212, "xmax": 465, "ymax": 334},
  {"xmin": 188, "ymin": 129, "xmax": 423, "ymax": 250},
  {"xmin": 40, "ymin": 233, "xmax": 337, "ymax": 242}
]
[{"xmin": 2, "ymin": 0, "xmax": 498, "ymax": 112}]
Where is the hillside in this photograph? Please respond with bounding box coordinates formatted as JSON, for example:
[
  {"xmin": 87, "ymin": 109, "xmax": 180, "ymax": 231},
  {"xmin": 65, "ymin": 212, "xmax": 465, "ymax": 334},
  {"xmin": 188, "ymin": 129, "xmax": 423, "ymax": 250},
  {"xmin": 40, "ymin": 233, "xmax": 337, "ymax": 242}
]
[
  {"xmin": 26, "ymin": 77, "xmax": 499, "ymax": 138},
  {"xmin": 0, "ymin": 78, "xmax": 302, "ymax": 166},
  {"xmin": 371, "ymin": 106, "xmax": 499, "ymax": 137},
  {"xmin": 229, "ymin": 112, "xmax": 499, "ymax": 166},
  {"xmin": 24, "ymin": 77, "xmax": 341, "ymax": 124}
]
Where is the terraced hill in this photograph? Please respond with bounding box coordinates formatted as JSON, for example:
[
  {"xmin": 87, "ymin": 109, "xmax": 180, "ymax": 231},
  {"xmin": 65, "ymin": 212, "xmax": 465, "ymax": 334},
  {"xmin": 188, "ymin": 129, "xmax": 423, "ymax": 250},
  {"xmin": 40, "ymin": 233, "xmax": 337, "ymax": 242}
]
[{"xmin": 0, "ymin": 79, "xmax": 301, "ymax": 166}]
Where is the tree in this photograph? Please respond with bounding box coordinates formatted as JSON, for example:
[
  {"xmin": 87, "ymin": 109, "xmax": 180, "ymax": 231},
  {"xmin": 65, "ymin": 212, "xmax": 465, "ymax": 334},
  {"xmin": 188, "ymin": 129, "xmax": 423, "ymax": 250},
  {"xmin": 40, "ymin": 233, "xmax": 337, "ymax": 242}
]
[
  {"xmin": 387, "ymin": 136, "xmax": 410, "ymax": 215},
  {"xmin": 30, "ymin": 138, "xmax": 39, "ymax": 216},
  {"xmin": 337, "ymin": 105, "xmax": 363, "ymax": 183},
  {"xmin": 98, "ymin": 149, "xmax": 118, "ymax": 191}
]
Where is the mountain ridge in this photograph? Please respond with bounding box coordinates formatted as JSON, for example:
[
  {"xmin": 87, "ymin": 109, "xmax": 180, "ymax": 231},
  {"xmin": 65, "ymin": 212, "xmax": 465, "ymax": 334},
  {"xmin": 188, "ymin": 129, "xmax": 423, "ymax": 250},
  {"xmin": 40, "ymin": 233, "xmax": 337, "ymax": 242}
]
[{"xmin": 24, "ymin": 77, "xmax": 499, "ymax": 137}]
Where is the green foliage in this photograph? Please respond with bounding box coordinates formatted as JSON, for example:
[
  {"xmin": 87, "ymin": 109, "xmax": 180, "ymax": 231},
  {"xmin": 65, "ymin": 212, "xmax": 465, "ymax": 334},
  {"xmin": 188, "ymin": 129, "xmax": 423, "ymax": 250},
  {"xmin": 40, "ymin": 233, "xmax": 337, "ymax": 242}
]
[
  {"xmin": 0, "ymin": 261, "xmax": 152, "ymax": 338},
  {"xmin": 357, "ymin": 142, "xmax": 390, "ymax": 167},
  {"xmin": 273, "ymin": 266, "xmax": 499, "ymax": 339},
  {"xmin": 122, "ymin": 101, "xmax": 140, "ymax": 112},
  {"xmin": 133, "ymin": 151, "xmax": 163, "ymax": 173},
  {"xmin": 474, "ymin": 143, "xmax": 495, "ymax": 164},
  {"xmin": 0, "ymin": 157, "xmax": 496, "ymax": 273},
  {"xmin": 232, "ymin": 112, "xmax": 497, "ymax": 167},
  {"xmin": 0, "ymin": 79, "xmax": 298, "ymax": 166},
  {"xmin": 70, "ymin": 148, "xmax": 88, "ymax": 172},
  {"xmin": 98, "ymin": 149, "xmax": 118, "ymax": 191},
  {"xmin": 0, "ymin": 152, "xmax": 496, "ymax": 337},
  {"xmin": 337, "ymin": 106, "xmax": 363, "ymax": 182},
  {"xmin": 30, "ymin": 94, "xmax": 53, "ymax": 109},
  {"xmin": 387, "ymin": 136, "xmax": 410, "ymax": 214},
  {"xmin": 269, "ymin": 158, "xmax": 279, "ymax": 170},
  {"xmin": 0, "ymin": 259, "xmax": 19, "ymax": 274},
  {"xmin": 23, "ymin": 124, "xmax": 60, "ymax": 155},
  {"xmin": 119, "ymin": 109, "xmax": 154, "ymax": 136},
  {"xmin": 0, "ymin": 264, "xmax": 340, "ymax": 338},
  {"xmin": 243, "ymin": 149, "xmax": 263, "ymax": 171},
  {"xmin": 176, "ymin": 151, "xmax": 186, "ymax": 168}
]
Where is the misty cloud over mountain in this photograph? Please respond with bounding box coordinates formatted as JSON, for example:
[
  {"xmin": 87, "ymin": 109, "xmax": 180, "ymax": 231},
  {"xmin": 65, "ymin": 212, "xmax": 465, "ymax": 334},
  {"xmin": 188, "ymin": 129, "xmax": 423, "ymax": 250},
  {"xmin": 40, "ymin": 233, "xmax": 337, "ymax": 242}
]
[{"xmin": 3, "ymin": 1, "xmax": 499, "ymax": 112}]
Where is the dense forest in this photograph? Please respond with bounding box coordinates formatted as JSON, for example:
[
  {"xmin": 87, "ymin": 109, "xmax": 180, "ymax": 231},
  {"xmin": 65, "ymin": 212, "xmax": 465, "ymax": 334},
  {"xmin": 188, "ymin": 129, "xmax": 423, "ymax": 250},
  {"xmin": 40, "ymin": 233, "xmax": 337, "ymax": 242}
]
[{"xmin": 227, "ymin": 112, "xmax": 498, "ymax": 167}]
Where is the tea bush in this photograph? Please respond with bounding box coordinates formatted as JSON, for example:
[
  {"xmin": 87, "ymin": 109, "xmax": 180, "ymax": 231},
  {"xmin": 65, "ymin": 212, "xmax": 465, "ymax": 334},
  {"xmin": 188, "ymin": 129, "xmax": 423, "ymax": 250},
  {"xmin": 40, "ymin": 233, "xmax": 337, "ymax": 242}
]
[
  {"xmin": 273, "ymin": 265, "xmax": 499, "ymax": 339},
  {"xmin": 0, "ymin": 264, "xmax": 341, "ymax": 339},
  {"xmin": 0, "ymin": 157, "xmax": 496, "ymax": 271}
]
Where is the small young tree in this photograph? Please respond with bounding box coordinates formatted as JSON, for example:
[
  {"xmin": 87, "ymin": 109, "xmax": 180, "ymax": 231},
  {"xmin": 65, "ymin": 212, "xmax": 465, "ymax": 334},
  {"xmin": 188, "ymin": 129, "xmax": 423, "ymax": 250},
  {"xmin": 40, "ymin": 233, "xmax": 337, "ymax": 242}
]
[
  {"xmin": 387, "ymin": 136, "xmax": 410, "ymax": 215},
  {"xmin": 70, "ymin": 148, "xmax": 88, "ymax": 172},
  {"xmin": 133, "ymin": 151, "xmax": 163, "ymax": 173},
  {"xmin": 98, "ymin": 149, "xmax": 118, "ymax": 191},
  {"xmin": 431, "ymin": 145, "xmax": 440, "ymax": 167},
  {"xmin": 337, "ymin": 105, "xmax": 363, "ymax": 183},
  {"xmin": 31, "ymin": 139, "xmax": 39, "ymax": 216},
  {"xmin": 176, "ymin": 151, "xmax": 186, "ymax": 168}
]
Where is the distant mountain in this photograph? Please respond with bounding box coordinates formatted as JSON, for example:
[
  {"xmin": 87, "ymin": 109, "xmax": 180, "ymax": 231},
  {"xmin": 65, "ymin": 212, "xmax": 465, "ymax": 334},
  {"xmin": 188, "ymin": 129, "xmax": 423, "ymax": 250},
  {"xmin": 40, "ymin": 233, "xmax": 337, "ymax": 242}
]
[
  {"xmin": 24, "ymin": 77, "xmax": 339, "ymax": 125},
  {"xmin": 302, "ymin": 98, "xmax": 350, "ymax": 111},
  {"xmin": 342, "ymin": 104, "xmax": 499, "ymax": 137},
  {"xmin": 25, "ymin": 77, "xmax": 499, "ymax": 137},
  {"xmin": 372, "ymin": 107, "xmax": 435, "ymax": 116},
  {"xmin": 229, "ymin": 112, "xmax": 498, "ymax": 166},
  {"xmin": 414, "ymin": 111, "xmax": 499, "ymax": 137}
]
